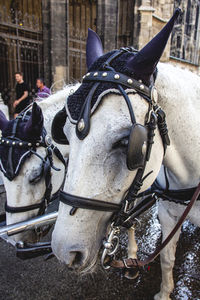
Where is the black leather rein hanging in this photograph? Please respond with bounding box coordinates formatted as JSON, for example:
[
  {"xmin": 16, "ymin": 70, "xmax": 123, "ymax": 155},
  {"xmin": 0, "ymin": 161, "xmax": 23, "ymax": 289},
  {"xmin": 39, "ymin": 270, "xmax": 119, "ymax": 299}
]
[{"xmin": 59, "ymin": 48, "xmax": 170, "ymax": 229}]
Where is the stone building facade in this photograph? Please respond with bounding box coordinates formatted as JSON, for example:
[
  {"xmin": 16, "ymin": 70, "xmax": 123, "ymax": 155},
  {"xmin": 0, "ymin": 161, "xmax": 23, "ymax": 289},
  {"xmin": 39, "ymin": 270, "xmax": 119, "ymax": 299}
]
[
  {"xmin": 0, "ymin": 0, "xmax": 199, "ymax": 104},
  {"xmin": 42, "ymin": 0, "xmax": 200, "ymax": 87}
]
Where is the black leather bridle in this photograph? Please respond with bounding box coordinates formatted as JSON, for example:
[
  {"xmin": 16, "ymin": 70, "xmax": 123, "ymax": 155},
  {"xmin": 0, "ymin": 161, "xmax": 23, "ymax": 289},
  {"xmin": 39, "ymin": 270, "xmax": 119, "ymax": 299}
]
[
  {"xmin": 59, "ymin": 48, "xmax": 170, "ymax": 229},
  {"xmin": 0, "ymin": 108, "xmax": 66, "ymax": 217}
]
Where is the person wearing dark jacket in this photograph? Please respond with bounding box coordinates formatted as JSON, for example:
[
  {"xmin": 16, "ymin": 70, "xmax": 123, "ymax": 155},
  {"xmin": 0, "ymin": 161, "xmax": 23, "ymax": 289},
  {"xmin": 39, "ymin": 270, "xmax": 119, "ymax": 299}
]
[{"xmin": 13, "ymin": 72, "xmax": 30, "ymax": 117}]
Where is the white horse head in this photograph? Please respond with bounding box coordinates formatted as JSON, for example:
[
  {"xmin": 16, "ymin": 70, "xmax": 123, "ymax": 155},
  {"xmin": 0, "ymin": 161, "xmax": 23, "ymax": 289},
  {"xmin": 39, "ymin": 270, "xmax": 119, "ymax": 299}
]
[
  {"xmin": 0, "ymin": 85, "xmax": 79, "ymax": 243},
  {"xmin": 52, "ymin": 10, "xmax": 182, "ymax": 272}
]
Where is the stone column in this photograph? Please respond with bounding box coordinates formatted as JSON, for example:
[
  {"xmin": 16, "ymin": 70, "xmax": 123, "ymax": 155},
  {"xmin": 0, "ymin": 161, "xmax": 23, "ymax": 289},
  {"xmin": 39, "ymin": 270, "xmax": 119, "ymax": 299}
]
[
  {"xmin": 42, "ymin": 0, "xmax": 68, "ymax": 88},
  {"xmin": 42, "ymin": 0, "xmax": 51, "ymax": 87},
  {"xmin": 50, "ymin": 0, "xmax": 68, "ymax": 88},
  {"xmin": 97, "ymin": 0, "xmax": 118, "ymax": 52},
  {"xmin": 137, "ymin": 1, "xmax": 155, "ymax": 50}
]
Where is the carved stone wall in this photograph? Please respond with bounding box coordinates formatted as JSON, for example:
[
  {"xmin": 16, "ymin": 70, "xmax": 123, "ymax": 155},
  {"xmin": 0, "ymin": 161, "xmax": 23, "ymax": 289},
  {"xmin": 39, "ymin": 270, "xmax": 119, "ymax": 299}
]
[
  {"xmin": 170, "ymin": 0, "xmax": 200, "ymax": 65},
  {"xmin": 132, "ymin": 0, "xmax": 199, "ymax": 73},
  {"xmin": 40, "ymin": 0, "xmax": 200, "ymax": 83}
]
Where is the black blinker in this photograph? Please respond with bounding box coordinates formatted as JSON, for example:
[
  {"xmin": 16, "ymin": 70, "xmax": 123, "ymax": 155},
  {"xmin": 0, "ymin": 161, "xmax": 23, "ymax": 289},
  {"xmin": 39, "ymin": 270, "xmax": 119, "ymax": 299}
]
[
  {"xmin": 127, "ymin": 124, "xmax": 148, "ymax": 171},
  {"xmin": 51, "ymin": 107, "xmax": 69, "ymax": 145}
]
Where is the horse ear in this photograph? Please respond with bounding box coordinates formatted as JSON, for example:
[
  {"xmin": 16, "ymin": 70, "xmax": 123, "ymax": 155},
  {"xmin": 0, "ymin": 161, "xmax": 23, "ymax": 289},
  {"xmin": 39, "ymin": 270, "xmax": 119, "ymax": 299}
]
[
  {"xmin": 126, "ymin": 8, "xmax": 181, "ymax": 85},
  {"xmin": 0, "ymin": 110, "xmax": 9, "ymax": 131},
  {"xmin": 86, "ymin": 28, "xmax": 104, "ymax": 69},
  {"xmin": 23, "ymin": 102, "xmax": 44, "ymax": 138}
]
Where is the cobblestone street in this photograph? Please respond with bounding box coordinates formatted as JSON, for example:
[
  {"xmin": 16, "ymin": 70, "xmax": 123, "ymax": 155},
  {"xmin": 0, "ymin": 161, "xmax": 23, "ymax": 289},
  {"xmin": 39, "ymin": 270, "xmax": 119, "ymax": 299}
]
[{"xmin": 0, "ymin": 186, "xmax": 200, "ymax": 300}]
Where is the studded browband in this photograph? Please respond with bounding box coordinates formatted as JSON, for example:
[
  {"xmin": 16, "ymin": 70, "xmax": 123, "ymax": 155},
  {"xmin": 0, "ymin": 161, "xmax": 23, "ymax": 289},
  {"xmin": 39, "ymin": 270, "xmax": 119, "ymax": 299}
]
[
  {"xmin": 0, "ymin": 136, "xmax": 49, "ymax": 148},
  {"xmin": 83, "ymin": 71, "xmax": 157, "ymax": 101}
]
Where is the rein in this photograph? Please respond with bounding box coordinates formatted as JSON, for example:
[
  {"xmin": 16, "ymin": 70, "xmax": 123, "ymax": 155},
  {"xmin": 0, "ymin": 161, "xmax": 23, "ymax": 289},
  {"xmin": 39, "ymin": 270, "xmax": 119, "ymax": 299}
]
[{"xmin": 110, "ymin": 182, "xmax": 200, "ymax": 270}]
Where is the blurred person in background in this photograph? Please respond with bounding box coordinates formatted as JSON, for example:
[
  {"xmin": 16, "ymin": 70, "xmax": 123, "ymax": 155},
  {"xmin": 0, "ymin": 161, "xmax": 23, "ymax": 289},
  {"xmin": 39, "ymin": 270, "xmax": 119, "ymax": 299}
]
[
  {"xmin": 36, "ymin": 78, "xmax": 51, "ymax": 99},
  {"xmin": 13, "ymin": 72, "xmax": 31, "ymax": 118}
]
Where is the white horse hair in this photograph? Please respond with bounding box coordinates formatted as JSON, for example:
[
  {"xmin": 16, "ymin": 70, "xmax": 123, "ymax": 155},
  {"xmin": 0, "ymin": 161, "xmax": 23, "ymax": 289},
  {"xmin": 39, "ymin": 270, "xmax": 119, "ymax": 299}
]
[
  {"xmin": 52, "ymin": 63, "xmax": 200, "ymax": 300},
  {"xmin": 1, "ymin": 84, "xmax": 79, "ymax": 242}
]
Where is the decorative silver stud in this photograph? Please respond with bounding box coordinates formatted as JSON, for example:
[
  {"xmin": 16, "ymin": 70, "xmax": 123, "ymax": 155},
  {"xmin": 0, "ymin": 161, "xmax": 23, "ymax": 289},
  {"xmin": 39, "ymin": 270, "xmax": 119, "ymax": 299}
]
[
  {"xmin": 114, "ymin": 74, "xmax": 120, "ymax": 80},
  {"xmin": 140, "ymin": 84, "xmax": 145, "ymax": 90},
  {"xmin": 16, "ymin": 241, "xmax": 24, "ymax": 248},
  {"xmin": 12, "ymin": 142, "xmax": 16, "ymax": 145},
  {"xmin": 36, "ymin": 143, "xmax": 40, "ymax": 147},
  {"xmin": 82, "ymin": 75, "xmax": 86, "ymax": 79},
  {"xmin": 138, "ymin": 79, "xmax": 142, "ymax": 83},
  {"xmin": 45, "ymin": 135, "xmax": 52, "ymax": 146},
  {"xmin": 94, "ymin": 72, "xmax": 98, "ymax": 77},
  {"xmin": 127, "ymin": 79, "xmax": 133, "ymax": 84},
  {"xmin": 77, "ymin": 119, "xmax": 85, "ymax": 132},
  {"xmin": 19, "ymin": 142, "xmax": 23, "ymax": 146},
  {"xmin": 102, "ymin": 72, "xmax": 107, "ymax": 77},
  {"xmin": 86, "ymin": 72, "xmax": 90, "ymax": 76},
  {"xmin": 28, "ymin": 143, "xmax": 32, "ymax": 147},
  {"xmin": 6, "ymin": 141, "xmax": 9, "ymax": 144},
  {"xmin": 2, "ymin": 139, "xmax": 4, "ymax": 143}
]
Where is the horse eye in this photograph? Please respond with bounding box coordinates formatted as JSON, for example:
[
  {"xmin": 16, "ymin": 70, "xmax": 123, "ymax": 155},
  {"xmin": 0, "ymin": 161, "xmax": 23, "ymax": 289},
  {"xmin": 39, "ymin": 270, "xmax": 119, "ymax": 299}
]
[
  {"xmin": 28, "ymin": 167, "xmax": 43, "ymax": 184},
  {"xmin": 113, "ymin": 137, "xmax": 129, "ymax": 149}
]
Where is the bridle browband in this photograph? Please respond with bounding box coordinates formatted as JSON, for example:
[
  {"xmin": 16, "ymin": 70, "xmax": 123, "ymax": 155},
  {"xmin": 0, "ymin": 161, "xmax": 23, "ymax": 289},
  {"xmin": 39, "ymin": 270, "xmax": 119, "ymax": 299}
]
[
  {"xmin": 1, "ymin": 108, "xmax": 66, "ymax": 217},
  {"xmin": 60, "ymin": 48, "xmax": 170, "ymax": 229}
]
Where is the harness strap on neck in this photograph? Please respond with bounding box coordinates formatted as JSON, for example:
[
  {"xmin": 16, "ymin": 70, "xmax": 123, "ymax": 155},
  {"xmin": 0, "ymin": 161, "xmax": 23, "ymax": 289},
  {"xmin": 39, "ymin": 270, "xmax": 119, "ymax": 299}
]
[{"xmin": 5, "ymin": 201, "xmax": 45, "ymax": 214}]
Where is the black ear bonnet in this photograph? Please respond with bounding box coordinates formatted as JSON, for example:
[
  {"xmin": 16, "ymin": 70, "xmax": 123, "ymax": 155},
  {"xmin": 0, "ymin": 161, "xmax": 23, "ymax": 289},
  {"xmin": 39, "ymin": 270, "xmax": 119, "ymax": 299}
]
[{"xmin": 0, "ymin": 111, "xmax": 47, "ymax": 181}]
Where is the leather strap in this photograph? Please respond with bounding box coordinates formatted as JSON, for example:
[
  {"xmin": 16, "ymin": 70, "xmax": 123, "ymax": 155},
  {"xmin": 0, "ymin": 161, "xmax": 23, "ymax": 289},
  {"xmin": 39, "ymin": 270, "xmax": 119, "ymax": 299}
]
[
  {"xmin": 83, "ymin": 71, "xmax": 151, "ymax": 99},
  {"xmin": 5, "ymin": 201, "xmax": 45, "ymax": 213},
  {"xmin": 59, "ymin": 191, "xmax": 121, "ymax": 212},
  {"xmin": 110, "ymin": 182, "xmax": 200, "ymax": 269}
]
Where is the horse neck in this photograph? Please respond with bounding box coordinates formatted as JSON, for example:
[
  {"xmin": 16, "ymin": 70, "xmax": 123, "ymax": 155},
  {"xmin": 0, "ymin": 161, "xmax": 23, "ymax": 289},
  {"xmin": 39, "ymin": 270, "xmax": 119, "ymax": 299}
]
[{"xmin": 156, "ymin": 63, "xmax": 200, "ymax": 189}]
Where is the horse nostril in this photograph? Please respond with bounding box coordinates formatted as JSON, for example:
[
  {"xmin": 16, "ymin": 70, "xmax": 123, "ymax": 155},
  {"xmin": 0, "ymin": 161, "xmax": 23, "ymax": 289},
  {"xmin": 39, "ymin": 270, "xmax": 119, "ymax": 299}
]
[{"xmin": 70, "ymin": 251, "xmax": 84, "ymax": 268}]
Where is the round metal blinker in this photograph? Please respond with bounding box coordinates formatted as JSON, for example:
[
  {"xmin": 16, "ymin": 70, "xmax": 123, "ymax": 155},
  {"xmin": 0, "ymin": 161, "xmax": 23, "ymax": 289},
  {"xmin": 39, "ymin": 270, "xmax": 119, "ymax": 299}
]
[{"xmin": 77, "ymin": 119, "xmax": 85, "ymax": 132}]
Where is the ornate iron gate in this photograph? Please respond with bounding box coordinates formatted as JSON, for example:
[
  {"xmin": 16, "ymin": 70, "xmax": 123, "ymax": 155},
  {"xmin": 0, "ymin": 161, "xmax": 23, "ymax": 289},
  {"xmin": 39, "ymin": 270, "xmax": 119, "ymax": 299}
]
[
  {"xmin": 68, "ymin": 0, "xmax": 97, "ymax": 82},
  {"xmin": 0, "ymin": 0, "xmax": 43, "ymax": 107}
]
